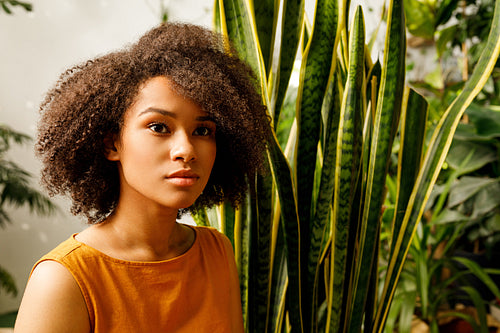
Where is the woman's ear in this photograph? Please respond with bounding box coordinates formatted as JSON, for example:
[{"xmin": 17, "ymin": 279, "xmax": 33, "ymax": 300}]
[{"xmin": 103, "ymin": 134, "xmax": 120, "ymax": 161}]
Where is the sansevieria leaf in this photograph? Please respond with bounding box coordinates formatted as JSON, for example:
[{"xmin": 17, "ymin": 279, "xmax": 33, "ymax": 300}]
[
  {"xmin": 347, "ymin": 0, "xmax": 405, "ymax": 331},
  {"xmin": 327, "ymin": 5, "xmax": 365, "ymax": 333},
  {"xmin": 209, "ymin": 0, "xmax": 500, "ymax": 332},
  {"xmin": 294, "ymin": 0, "xmax": 340, "ymax": 328}
]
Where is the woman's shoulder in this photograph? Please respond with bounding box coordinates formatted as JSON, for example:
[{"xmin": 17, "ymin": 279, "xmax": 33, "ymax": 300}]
[{"xmin": 15, "ymin": 259, "xmax": 90, "ymax": 332}]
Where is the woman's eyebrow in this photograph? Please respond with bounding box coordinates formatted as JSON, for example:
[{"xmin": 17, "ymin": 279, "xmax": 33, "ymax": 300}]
[
  {"xmin": 138, "ymin": 107, "xmax": 214, "ymax": 122},
  {"xmin": 138, "ymin": 107, "xmax": 175, "ymax": 118}
]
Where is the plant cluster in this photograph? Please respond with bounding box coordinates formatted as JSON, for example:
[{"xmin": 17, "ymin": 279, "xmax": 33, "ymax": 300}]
[{"xmin": 197, "ymin": 0, "xmax": 500, "ymax": 332}]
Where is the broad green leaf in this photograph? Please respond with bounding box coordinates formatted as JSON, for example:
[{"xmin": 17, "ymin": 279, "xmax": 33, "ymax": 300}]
[
  {"xmin": 366, "ymin": 60, "xmax": 382, "ymax": 119},
  {"xmin": 471, "ymin": 180, "xmax": 500, "ymax": 218},
  {"xmin": 402, "ymin": 0, "xmax": 435, "ymax": 39},
  {"xmin": 446, "ymin": 141, "xmax": 497, "ymax": 175},
  {"xmin": 224, "ymin": 202, "xmax": 236, "ymax": 246},
  {"xmin": 219, "ymin": 0, "xmax": 259, "ymax": 74},
  {"xmin": 436, "ymin": 25, "xmax": 457, "ymax": 57},
  {"xmin": 435, "ymin": 0, "xmax": 459, "ymax": 26},
  {"xmin": 448, "ymin": 176, "xmax": 498, "ymax": 207},
  {"xmin": 398, "ymin": 290, "xmax": 417, "ymax": 333},
  {"xmin": 486, "ymin": 214, "xmax": 500, "ymax": 232},
  {"xmin": 430, "ymin": 208, "xmax": 469, "ymax": 225},
  {"xmin": 464, "ymin": 103, "xmax": 500, "ymax": 139}
]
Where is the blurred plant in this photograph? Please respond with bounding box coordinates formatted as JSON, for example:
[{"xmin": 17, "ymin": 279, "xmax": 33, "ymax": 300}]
[
  {"xmin": 0, "ymin": 0, "xmax": 41, "ymax": 299},
  {"xmin": 382, "ymin": 136, "xmax": 500, "ymax": 331},
  {"xmin": 0, "ymin": 0, "xmax": 31, "ymax": 14},
  {"xmin": 0, "ymin": 125, "xmax": 56, "ymax": 297},
  {"xmin": 383, "ymin": 216, "xmax": 500, "ymax": 332},
  {"xmin": 442, "ymin": 104, "xmax": 500, "ymax": 256},
  {"xmin": 404, "ymin": 0, "xmax": 499, "ymax": 121}
]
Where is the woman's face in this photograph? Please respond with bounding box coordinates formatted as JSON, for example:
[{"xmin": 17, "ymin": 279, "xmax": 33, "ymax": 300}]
[{"xmin": 106, "ymin": 76, "xmax": 217, "ymax": 211}]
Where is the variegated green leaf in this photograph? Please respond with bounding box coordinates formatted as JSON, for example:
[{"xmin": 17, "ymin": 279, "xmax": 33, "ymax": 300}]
[
  {"xmin": 271, "ymin": 0, "xmax": 304, "ymax": 124},
  {"xmin": 267, "ymin": 218, "xmax": 289, "ymax": 333},
  {"xmin": 294, "ymin": 0, "xmax": 340, "ymax": 328},
  {"xmin": 218, "ymin": 0, "xmax": 269, "ymax": 100},
  {"xmin": 235, "ymin": 199, "xmax": 250, "ymax": 329},
  {"xmin": 253, "ymin": 0, "xmax": 276, "ymax": 75},
  {"xmin": 268, "ymin": 134, "xmax": 303, "ymax": 333},
  {"xmin": 307, "ymin": 72, "xmax": 341, "ymax": 332},
  {"xmin": 249, "ymin": 174, "xmax": 273, "ymax": 332},
  {"xmin": 326, "ymin": 6, "xmax": 365, "ymax": 333},
  {"xmin": 347, "ymin": 0, "xmax": 406, "ymax": 330},
  {"xmin": 389, "ymin": 87, "xmax": 427, "ymax": 256}
]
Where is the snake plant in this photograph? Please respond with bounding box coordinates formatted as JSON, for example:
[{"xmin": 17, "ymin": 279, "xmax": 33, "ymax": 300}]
[{"xmin": 193, "ymin": 0, "xmax": 500, "ymax": 331}]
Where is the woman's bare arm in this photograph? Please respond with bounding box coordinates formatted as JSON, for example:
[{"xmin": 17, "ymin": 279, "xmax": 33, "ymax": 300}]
[{"xmin": 14, "ymin": 261, "xmax": 90, "ymax": 333}]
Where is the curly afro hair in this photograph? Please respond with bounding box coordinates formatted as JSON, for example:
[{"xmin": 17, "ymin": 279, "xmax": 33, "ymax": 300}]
[{"xmin": 36, "ymin": 22, "xmax": 271, "ymax": 224}]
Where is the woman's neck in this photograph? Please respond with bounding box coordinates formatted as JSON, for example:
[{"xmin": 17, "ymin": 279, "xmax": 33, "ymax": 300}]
[{"xmin": 76, "ymin": 203, "xmax": 195, "ymax": 262}]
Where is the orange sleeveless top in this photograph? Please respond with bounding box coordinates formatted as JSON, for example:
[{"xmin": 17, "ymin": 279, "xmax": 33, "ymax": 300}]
[{"xmin": 33, "ymin": 226, "xmax": 244, "ymax": 332}]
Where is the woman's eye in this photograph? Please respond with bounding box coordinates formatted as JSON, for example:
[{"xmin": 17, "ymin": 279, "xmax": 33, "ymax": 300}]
[
  {"xmin": 148, "ymin": 123, "xmax": 169, "ymax": 134},
  {"xmin": 194, "ymin": 127, "xmax": 214, "ymax": 136}
]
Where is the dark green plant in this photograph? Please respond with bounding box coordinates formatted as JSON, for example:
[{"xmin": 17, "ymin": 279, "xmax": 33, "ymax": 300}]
[
  {"xmin": 0, "ymin": 125, "xmax": 56, "ymax": 296},
  {"xmin": 444, "ymin": 105, "xmax": 500, "ymax": 255},
  {"xmin": 192, "ymin": 0, "xmax": 500, "ymax": 332}
]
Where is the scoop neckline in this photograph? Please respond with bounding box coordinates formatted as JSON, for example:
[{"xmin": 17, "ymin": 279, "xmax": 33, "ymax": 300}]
[{"xmin": 70, "ymin": 225, "xmax": 199, "ymax": 265}]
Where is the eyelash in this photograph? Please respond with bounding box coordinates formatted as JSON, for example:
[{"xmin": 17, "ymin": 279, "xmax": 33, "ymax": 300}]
[
  {"xmin": 147, "ymin": 122, "xmax": 215, "ymax": 136},
  {"xmin": 148, "ymin": 123, "xmax": 170, "ymax": 134}
]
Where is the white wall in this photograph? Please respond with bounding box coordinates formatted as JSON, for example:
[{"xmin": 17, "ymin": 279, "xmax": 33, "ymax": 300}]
[{"xmin": 0, "ymin": 0, "xmax": 212, "ymax": 314}]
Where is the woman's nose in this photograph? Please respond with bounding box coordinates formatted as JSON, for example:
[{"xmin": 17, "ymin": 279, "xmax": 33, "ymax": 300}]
[{"xmin": 170, "ymin": 132, "xmax": 196, "ymax": 162}]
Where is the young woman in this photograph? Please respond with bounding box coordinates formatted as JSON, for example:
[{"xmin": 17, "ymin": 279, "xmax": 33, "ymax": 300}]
[{"xmin": 14, "ymin": 22, "xmax": 271, "ymax": 332}]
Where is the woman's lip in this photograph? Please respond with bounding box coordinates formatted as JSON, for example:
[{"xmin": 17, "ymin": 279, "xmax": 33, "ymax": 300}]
[
  {"xmin": 166, "ymin": 170, "xmax": 200, "ymax": 186},
  {"xmin": 167, "ymin": 169, "xmax": 199, "ymax": 178},
  {"xmin": 166, "ymin": 177, "xmax": 198, "ymax": 186}
]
